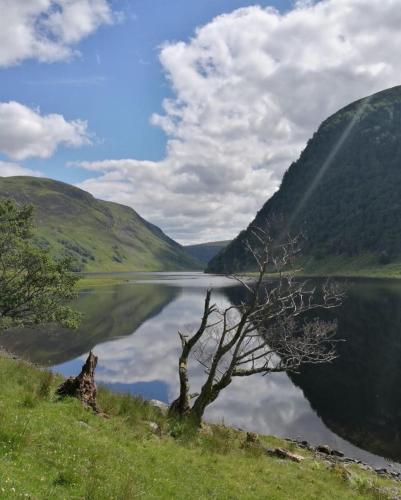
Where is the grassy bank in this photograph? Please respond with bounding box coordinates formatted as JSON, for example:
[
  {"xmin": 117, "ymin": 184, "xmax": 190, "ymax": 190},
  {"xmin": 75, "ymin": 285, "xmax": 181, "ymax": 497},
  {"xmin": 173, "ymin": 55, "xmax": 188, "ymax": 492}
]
[
  {"xmin": 0, "ymin": 356, "xmax": 400, "ymax": 499},
  {"xmin": 240, "ymin": 254, "xmax": 401, "ymax": 280},
  {"xmin": 300, "ymin": 254, "xmax": 401, "ymax": 279},
  {"xmin": 76, "ymin": 253, "xmax": 401, "ymax": 288},
  {"xmin": 77, "ymin": 276, "xmax": 133, "ymax": 288}
]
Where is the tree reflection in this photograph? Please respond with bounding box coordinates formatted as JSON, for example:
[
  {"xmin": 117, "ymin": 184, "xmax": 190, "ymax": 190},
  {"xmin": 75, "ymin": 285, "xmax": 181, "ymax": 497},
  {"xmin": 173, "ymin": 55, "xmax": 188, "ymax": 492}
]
[{"xmin": 0, "ymin": 283, "xmax": 178, "ymax": 365}]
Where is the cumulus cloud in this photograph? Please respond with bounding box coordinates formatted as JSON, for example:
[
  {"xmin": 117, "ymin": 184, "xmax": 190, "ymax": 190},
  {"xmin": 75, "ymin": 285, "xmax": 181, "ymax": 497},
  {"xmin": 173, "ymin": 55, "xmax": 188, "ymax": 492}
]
[
  {"xmin": 0, "ymin": 101, "xmax": 90, "ymax": 160},
  {"xmin": 75, "ymin": 0, "xmax": 401, "ymax": 244},
  {"xmin": 0, "ymin": 161, "xmax": 43, "ymax": 177},
  {"xmin": 0, "ymin": 0, "xmax": 115, "ymax": 67}
]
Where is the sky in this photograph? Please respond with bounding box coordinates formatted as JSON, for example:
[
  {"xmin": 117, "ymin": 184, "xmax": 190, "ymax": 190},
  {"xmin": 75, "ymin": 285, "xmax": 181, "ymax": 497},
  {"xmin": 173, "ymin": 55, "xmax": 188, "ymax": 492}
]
[{"xmin": 0, "ymin": 0, "xmax": 401, "ymax": 244}]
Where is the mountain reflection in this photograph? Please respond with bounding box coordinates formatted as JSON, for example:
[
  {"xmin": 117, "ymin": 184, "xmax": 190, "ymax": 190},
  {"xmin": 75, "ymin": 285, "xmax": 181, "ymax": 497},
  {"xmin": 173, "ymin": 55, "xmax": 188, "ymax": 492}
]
[
  {"xmin": 1, "ymin": 274, "xmax": 400, "ymax": 467},
  {"xmin": 0, "ymin": 283, "xmax": 178, "ymax": 365},
  {"xmin": 291, "ymin": 280, "xmax": 401, "ymax": 462}
]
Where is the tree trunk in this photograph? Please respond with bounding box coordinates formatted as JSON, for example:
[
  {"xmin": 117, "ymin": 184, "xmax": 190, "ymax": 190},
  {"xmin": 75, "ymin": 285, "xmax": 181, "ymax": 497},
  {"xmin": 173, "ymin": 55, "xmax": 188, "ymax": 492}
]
[
  {"xmin": 169, "ymin": 356, "xmax": 191, "ymax": 416},
  {"xmin": 169, "ymin": 290, "xmax": 214, "ymax": 418},
  {"xmin": 190, "ymin": 388, "xmax": 220, "ymax": 426},
  {"xmin": 56, "ymin": 351, "xmax": 100, "ymax": 413},
  {"xmin": 190, "ymin": 375, "xmax": 233, "ymax": 426}
]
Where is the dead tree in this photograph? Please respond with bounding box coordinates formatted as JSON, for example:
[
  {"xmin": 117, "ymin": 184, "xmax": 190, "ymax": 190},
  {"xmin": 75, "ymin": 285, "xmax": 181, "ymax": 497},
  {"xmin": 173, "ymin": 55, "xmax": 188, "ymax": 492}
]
[
  {"xmin": 56, "ymin": 351, "xmax": 100, "ymax": 413},
  {"xmin": 169, "ymin": 227, "xmax": 344, "ymax": 426}
]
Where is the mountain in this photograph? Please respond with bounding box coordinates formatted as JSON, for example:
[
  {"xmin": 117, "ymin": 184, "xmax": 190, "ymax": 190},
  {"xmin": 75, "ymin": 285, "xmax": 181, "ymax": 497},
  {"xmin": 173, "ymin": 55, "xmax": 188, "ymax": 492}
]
[
  {"xmin": 184, "ymin": 240, "xmax": 231, "ymax": 266},
  {"xmin": 208, "ymin": 85, "xmax": 401, "ymax": 274},
  {"xmin": 0, "ymin": 176, "xmax": 201, "ymax": 272}
]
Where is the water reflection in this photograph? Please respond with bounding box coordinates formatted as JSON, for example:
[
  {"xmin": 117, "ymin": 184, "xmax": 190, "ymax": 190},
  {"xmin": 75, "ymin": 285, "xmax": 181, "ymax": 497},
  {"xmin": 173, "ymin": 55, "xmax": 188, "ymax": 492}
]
[
  {"xmin": 292, "ymin": 280, "xmax": 401, "ymax": 463},
  {"xmin": 1, "ymin": 273, "xmax": 401, "ymax": 468},
  {"xmin": 0, "ymin": 283, "xmax": 178, "ymax": 365}
]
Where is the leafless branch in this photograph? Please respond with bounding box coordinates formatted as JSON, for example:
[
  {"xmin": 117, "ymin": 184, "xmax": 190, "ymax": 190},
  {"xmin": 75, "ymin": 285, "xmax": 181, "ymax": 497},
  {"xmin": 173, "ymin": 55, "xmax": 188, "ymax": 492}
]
[{"xmin": 169, "ymin": 224, "xmax": 344, "ymax": 425}]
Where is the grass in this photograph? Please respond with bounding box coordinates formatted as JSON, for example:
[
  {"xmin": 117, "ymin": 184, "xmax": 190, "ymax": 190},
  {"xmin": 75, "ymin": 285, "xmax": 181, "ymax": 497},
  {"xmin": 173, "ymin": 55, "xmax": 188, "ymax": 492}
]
[
  {"xmin": 0, "ymin": 176, "xmax": 202, "ymax": 273},
  {"xmin": 300, "ymin": 254, "xmax": 401, "ymax": 279},
  {"xmin": 0, "ymin": 356, "xmax": 400, "ymax": 499},
  {"xmin": 242, "ymin": 254, "xmax": 401, "ymax": 280},
  {"xmin": 77, "ymin": 276, "xmax": 133, "ymax": 288}
]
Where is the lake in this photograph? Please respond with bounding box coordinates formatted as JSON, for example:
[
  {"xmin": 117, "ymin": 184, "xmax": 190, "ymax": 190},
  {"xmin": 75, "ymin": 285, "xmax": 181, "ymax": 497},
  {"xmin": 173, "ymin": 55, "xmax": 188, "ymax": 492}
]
[{"xmin": 2, "ymin": 272, "xmax": 401, "ymax": 470}]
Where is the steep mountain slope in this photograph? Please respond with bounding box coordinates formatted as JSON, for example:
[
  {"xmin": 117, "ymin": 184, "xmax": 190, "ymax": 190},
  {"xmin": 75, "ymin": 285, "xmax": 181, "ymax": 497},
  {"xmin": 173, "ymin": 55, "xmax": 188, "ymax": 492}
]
[
  {"xmin": 208, "ymin": 85, "xmax": 401, "ymax": 274},
  {"xmin": 0, "ymin": 176, "xmax": 201, "ymax": 272},
  {"xmin": 184, "ymin": 240, "xmax": 230, "ymax": 266}
]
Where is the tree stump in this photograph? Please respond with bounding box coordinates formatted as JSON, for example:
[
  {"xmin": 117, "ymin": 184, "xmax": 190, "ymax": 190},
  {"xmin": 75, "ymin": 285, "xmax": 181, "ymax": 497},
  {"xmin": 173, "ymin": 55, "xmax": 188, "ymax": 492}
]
[{"xmin": 56, "ymin": 351, "xmax": 100, "ymax": 413}]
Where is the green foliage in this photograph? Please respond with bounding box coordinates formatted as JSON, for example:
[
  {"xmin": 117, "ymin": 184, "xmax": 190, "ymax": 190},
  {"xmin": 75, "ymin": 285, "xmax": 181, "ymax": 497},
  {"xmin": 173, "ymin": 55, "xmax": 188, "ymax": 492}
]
[
  {"xmin": 0, "ymin": 176, "xmax": 202, "ymax": 272},
  {"xmin": 208, "ymin": 85, "xmax": 401, "ymax": 274},
  {"xmin": 0, "ymin": 199, "xmax": 80, "ymax": 330}
]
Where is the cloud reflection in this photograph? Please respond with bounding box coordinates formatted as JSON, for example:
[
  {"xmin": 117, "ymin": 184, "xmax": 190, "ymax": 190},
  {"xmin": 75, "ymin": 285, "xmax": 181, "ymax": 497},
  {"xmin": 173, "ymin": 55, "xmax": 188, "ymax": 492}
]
[{"xmin": 54, "ymin": 275, "xmax": 389, "ymax": 467}]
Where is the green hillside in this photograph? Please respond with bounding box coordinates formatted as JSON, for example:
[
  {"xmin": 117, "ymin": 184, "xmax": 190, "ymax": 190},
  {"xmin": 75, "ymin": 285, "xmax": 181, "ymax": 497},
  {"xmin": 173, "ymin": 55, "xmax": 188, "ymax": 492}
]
[
  {"xmin": 1, "ymin": 355, "xmax": 399, "ymax": 499},
  {"xmin": 0, "ymin": 176, "xmax": 201, "ymax": 272},
  {"xmin": 184, "ymin": 240, "xmax": 230, "ymax": 266},
  {"xmin": 208, "ymin": 85, "xmax": 401, "ymax": 275}
]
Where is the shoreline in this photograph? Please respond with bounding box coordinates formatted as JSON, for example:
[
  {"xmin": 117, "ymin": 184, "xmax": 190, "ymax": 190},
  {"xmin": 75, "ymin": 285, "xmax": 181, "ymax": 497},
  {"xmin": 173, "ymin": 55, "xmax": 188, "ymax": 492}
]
[
  {"xmin": 77, "ymin": 270, "xmax": 401, "ymax": 290},
  {"xmin": 1, "ymin": 351, "xmax": 401, "ymax": 497},
  {"xmin": 0, "ymin": 348, "xmax": 399, "ymax": 477}
]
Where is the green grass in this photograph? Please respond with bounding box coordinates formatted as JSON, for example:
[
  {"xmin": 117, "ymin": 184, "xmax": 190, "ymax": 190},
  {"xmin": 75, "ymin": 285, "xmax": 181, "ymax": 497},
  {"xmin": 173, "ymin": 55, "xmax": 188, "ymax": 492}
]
[
  {"xmin": 301, "ymin": 254, "xmax": 401, "ymax": 279},
  {"xmin": 242, "ymin": 254, "xmax": 401, "ymax": 280},
  {"xmin": 0, "ymin": 356, "xmax": 400, "ymax": 499},
  {"xmin": 77, "ymin": 276, "xmax": 132, "ymax": 288}
]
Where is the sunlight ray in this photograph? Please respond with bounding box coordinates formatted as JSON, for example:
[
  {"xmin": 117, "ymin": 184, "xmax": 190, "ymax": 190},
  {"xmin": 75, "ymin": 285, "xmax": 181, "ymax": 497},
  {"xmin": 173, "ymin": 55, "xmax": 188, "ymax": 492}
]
[{"xmin": 287, "ymin": 96, "xmax": 373, "ymax": 228}]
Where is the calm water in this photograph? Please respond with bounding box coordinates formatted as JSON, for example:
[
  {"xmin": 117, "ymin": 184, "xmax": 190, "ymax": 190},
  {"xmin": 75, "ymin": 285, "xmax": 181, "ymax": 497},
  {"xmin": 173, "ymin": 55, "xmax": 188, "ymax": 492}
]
[{"xmin": 2, "ymin": 272, "xmax": 401, "ymax": 469}]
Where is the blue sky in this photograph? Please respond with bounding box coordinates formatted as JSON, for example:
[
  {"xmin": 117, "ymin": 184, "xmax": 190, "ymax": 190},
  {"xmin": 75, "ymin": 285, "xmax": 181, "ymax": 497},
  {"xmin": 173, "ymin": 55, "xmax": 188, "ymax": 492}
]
[
  {"xmin": 0, "ymin": 0, "xmax": 399, "ymax": 243},
  {"xmin": 0, "ymin": 0, "xmax": 293, "ymax": 184}
]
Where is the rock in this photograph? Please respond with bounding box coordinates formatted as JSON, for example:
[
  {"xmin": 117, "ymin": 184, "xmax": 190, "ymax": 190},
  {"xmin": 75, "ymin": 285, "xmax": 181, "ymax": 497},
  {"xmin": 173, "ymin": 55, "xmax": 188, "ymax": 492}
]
[
  {"xmin": 316, "ymin": 445, "xmax": 331, "ymax": 455},
  {"xmin": 298, "ymin": 440, "xmax": 313, "ymax": 450},
  {"xmin": 331, "ymin": 449, "xmax": 345, "ymax": 457},
  {"xmin": 199, "ymin": 423, "xmax": 213, "ymax": 436},
  {"xmin": 148, "ymin": 399, "xmax": 168, "ymax": 415},
  {"xmin": 266, "ymin": 448, "xmax": 304, "ymax": 463},
  {"xmin": 77, "ymin": 421, "xmax": 90, "ymax": 429},
  {"xmin": 245, "ymin": 432, "xmax": 259, "ymax": 444},
  {"xmin": 375, "ymin": 467, "xmax": 388, "ymax": 475},
  {"xmin": 147, "ymin": 421, "xmax": 160, "ymax": 433}
]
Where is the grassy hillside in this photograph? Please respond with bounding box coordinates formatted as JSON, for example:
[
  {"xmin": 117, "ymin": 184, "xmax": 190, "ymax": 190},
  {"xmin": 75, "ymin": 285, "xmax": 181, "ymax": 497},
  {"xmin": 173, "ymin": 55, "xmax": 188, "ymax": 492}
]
[
  {"xmin": 184, "ymin": 240, "xmax": 231, "ymax": 266},
  {"xmin": 0, "ymin": 355, "xmax": 400, "ymax": 499},
  {"xmin": 208, "ymin": 85, "xmax": 401, "ymax": 275},
  {"xmin": 0, "ymin": 176, "xmax": 201, "ymax": 272}
]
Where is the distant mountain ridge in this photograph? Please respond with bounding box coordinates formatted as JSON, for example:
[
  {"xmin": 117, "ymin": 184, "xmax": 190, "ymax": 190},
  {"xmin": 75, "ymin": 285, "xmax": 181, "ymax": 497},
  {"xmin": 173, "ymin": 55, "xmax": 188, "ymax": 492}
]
[
  {"xmin": 0, "ymin": 176, "xmax": 201, "ymax": 272},
  {"xmin": 184, "ymin": 240, "xmax": 230, "ymax": 265},
  {"xmin": 208, "ymin": 85, "xmax": 401, "ymax": 275}
]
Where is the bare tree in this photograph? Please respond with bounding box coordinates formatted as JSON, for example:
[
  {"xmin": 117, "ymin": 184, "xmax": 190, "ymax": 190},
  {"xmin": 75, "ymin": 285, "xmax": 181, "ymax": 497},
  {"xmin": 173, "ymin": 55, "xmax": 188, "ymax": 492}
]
[{"xmin": 169, "ymin": 227, "xmax": 344, "ymax": 426}]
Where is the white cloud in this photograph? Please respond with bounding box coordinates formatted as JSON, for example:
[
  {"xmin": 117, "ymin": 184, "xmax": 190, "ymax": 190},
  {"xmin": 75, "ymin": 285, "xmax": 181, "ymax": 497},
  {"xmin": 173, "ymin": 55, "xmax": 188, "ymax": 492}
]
[
  {"xmin": 0, "ymin": 101, "xmax": 90, "ymax": 160},
  {"xmin": 0, "ymin": 161, "xmax": 43, "ymax": 177},
  {"xmin": 0, "ymin": 0, "xmax": 115, "ymax": 67},
  {"xmin": 75, "ymin": 0, "xmax": 401, "ymax": 244}
]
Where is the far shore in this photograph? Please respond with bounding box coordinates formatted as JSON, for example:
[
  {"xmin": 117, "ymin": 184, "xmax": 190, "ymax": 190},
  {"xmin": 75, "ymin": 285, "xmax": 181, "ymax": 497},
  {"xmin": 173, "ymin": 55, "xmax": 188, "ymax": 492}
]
[{"xmin": 76, "ymin": 266, "xmax": 401, "ymax": 289}]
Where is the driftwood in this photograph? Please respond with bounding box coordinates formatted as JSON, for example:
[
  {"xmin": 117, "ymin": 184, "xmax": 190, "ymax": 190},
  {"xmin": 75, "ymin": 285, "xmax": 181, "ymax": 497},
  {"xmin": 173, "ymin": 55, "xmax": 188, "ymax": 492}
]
[
  {"xmin": 56, "ymin": 351, "xmax": 100, "ymax": 413},
  {"xmin": 266, "ymin": 447, "xmax": 304, "ymax": 463}
]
